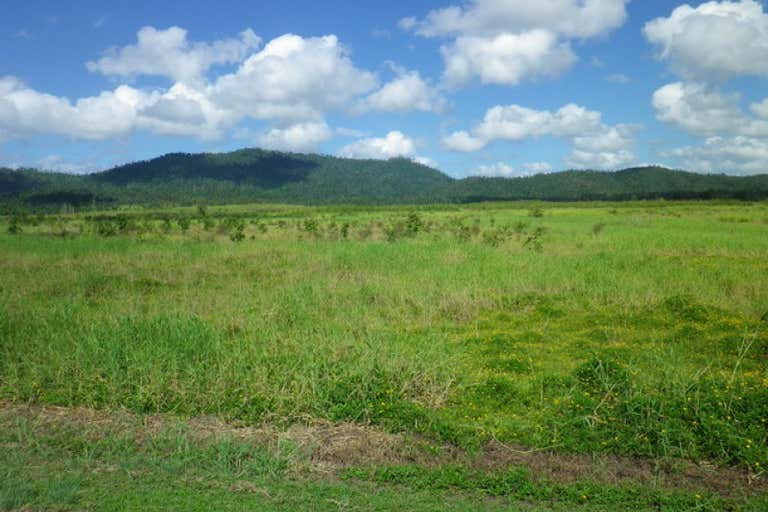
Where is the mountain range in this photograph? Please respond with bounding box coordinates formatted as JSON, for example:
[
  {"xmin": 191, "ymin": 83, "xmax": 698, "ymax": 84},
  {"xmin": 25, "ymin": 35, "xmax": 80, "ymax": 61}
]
[{"xmin": 2, "ymin": 148, "xmax": 767, "ymax": 211}]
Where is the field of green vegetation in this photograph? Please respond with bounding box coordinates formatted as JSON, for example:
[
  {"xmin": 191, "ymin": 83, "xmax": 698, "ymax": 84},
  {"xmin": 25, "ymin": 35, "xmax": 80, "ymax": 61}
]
[{"xmin": 1, "ymin": 200, "xmax": 767, "ymax": 510}]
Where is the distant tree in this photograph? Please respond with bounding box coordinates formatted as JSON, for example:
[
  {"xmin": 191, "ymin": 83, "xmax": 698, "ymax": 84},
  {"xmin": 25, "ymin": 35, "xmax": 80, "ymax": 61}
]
[
  {"xmin": 7, "ymin": 217, "xmax": 22, "ymax": 235},
  {"xmin": 177, "ymin": 217, "xmax": 191, "ymax": 233}
]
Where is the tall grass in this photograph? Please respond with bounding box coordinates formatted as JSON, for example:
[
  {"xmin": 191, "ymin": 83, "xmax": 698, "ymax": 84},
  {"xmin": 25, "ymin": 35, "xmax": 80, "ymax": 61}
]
[{"xmin": 1, "ymin": 201, "xmax": 767, "ymax": 465}]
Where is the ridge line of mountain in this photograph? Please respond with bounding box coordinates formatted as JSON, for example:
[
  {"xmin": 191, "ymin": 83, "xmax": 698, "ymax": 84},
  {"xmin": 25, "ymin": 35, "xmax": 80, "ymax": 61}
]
[{"xmin": 2, "ymin": 147, "xmax": 767, "ymax": 209}]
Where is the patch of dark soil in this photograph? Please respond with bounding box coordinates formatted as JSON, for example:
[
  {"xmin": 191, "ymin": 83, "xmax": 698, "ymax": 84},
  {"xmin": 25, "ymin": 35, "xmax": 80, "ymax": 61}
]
[{"xmin": 1, "ymin": 401, "xmax": 764, "ymax": 496}]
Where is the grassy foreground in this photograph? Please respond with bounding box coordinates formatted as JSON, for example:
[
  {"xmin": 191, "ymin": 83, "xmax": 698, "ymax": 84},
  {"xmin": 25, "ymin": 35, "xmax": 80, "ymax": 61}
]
[{"xmin": 1, "ymin": 200, "xmax": 767, "ymax": 509}]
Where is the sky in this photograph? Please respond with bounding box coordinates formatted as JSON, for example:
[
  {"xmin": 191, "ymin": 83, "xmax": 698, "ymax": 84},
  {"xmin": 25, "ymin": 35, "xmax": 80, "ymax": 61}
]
[{"xmin": 2, "ymin": 0, "xmax": 768, "ymax": 177}]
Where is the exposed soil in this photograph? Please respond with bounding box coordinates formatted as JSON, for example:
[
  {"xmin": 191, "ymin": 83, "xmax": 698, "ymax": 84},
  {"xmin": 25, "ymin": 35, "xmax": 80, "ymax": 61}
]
[
  {"xmin": 476, "ymin": 439, "xmax": 764, "ymax": 497},
  {"xmin": 1, "ymin": 400, "xmax": 764, "ymax": 497}
]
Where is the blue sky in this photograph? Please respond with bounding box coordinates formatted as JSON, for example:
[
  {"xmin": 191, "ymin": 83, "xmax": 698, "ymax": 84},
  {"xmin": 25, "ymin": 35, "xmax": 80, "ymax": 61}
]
[{"xmin": 2, "ymin": 0, "xmax": 768, "ymax": 176}]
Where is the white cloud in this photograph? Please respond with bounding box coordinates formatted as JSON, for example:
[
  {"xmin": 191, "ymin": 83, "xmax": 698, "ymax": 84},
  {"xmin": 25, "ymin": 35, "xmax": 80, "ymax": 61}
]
[
  {"xmin": 654, "ymin": 81, "xmax": 768, "ymax": 175},
  {"xmin": 470, "ymin": 162, "xmax": 522, "ymax": 178},
  {"xmin": 210, "ymin": 34, "xmax": 377, "ymax": 123},
  {"xmin": 446, "ymin": 103, "xmax": 601, "ymax": 148},
  {"xmin": 444, "ymin": 102, "xmax": 635, "ymax": 169},
  {"xmin": 338, "ymin": 131, "xmax": 418, "ymax": 159},
  {"xmin": 566, "ymin": 148, "xmax": 634, "ymax": 169},
  {"xmin": 355, "ymin": 67, "xmax": 445, "ymax": 113},
  {"xmin": 442, "ymin": 31, "xmax": 576, "ymax": 87},
  {"xmin": 469, "ymin": 161, "xmax": 552, "ymax": 178},
  {"xmin": 37, "ymin": 155, "xmax": 94, "ymax": 174},
  {"xmin": 750, "ymin": 98, "xmax": 768, "ymax": 119},
  {"xmin": 0, "ymin": 76, "xmax": 144, "ymax": 140},
  {"xmin": 670, "ymin": 136, "xmax": 768, "ymax": 174},
  {"xmin": 443, "ymin": 131, "xmax": 487, "ymax": 152},
  {"xmin": 257, "ymin": 121, "xmax": 332, "ymax": 152},
  {"xmin": 0, "ymin": 32, "xmax": 392, "ymax": 143},
  {"xmin": 403, "ymin": 0, "xmax": 629, "ymax": 87},
  {"xmin": 0, "ymin": 77, "xmax": 233, "ymax": 141},
  {"xmin": 524, "ymin": 161, "xmax": 553, "ymax": 173},
  {"xmin": 137, "ymin": 83, "xmax": 235, "ymax": 139},
  {"xmin": 644, "ymin": 0, "xmax": 768, "ymax": 82},
  {"xmin": 645, "ymin": 3, "xmax": 768, "ymax": 175},
  {"xmin": 87, "ymin": 26, "xmax": 260, "ymax": 83},
  {"xmin": 335, "ymin": 127, "xmax": 367, "ymax": 138},
  {"xmin": 652, "ymin": 81, "xmax": 768, "ymax": 137},
  {"xmin": 407, "ymin": 0, "xmax": 628, "ymax": 39},
  {"xmin": 414, "ymin": 156, "xmax": 439, "ymax": 168},
  {"xmin": 398, "ymin": 17, "xmax": 418, "ymax": 31}
]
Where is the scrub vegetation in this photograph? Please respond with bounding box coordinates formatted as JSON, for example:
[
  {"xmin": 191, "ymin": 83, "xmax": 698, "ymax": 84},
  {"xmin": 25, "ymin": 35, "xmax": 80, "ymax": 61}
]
[{"xmin": 1, "ymin": 200, "xmax": 767, "ymax": 510}]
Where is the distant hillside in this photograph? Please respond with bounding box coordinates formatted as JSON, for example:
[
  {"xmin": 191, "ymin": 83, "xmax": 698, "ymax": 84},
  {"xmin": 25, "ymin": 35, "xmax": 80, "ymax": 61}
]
[
  {"xmin": 1, "ymin": 148, "xmax": 768, "ymax": 210},
  {"xmin": 453, "ymin": 167, "xmax": 768, "ymax": 202}
]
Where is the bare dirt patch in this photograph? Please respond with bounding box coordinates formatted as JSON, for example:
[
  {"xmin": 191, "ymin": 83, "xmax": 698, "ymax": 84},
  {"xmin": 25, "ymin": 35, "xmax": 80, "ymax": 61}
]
[
  {"xmin": 477, "ymin": 439, "xmax": 765, "ymax": 497},
  {"xmin": 1, "ymin": 400, "xmax": 764, "ymax": 496}
]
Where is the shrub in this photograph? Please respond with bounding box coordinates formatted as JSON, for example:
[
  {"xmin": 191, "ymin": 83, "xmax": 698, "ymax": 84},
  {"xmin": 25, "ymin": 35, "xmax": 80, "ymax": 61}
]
[
  {"xmin": 481, "ymin": 228, "xmax": 505, "ymax": 247},
  {"xmin": 522, "ymin": 227, "xmax": 546, "ymax": 252},
  {"xmin": 384, "ymin": 221, "xmax": 407, "ymax": 243},
  {"xmin": 302, "ymin": 218, "xmax": 319, "ymax": 238},
  {"xmin": 229, "ymin": 221, "xmax": 246, "ymax": 243},
  {"xmin": 177, "ymin": 217, "xmax": 191, "ymax": 233},
  {"xmin": 6, "ymin": 216, "xmax": 22, "ymax": 235},
  {"xmin": 592, "ymin": 222, "xmax": 606, "ymax": 237},
  {"xmin": 95, "ymin": 220, "xmax": 117, "ymax": 237},
  {"xmin": 202, "ymin": 217, "xmax": 216, "ymax": 231},
  {"xmin": 115, "ymin": 215, "xmax": 130, "ymax": 233},
  {"xmin": 405, "ymin": 212, "xmax": 423, "ymax": 237}
]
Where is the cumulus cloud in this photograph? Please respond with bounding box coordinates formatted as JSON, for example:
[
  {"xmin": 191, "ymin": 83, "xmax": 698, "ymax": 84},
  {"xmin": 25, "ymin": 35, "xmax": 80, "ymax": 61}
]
[
  {"xmin": 87, "ymin": 26, "xmax": 260, "ymax": 83},
  {"xmin": 256, "ymin": 121, "xmax": 332, "ymax": 152},
  {"xmin": 37, "ymin": 155, "xmax": 94, "ymax": 174},
  {"xmin": 470, "ymin": 162, "xmax": 522, "ymax": 178},
  {"xmin": 566, "ymin": 147, "xmax": 634, "ymax": 169},
  {"xmin": 0, "ymin": 76, "xmax": 236, "ymax": 141},
  {"xmin": 652, "ymin": 81, "xmax": 768, "ymax": 137},
  {"xmin": 442, "ymin": 31, "xmax": 576, "ymax": 87},
  {"xmin": 669, "ymin": 136, "xmax": 768, "ymax": 174},
  {"xmin": 210, "ymin": 34, "xmax": 377, "ymax": 123},
  {"xmin": 355, "ymin": 66, "xmax": 445, "ymax": 113},
  {"xmin": 407, "ymin": 0, "xmax": 628, "ymax": 39},
  {"xmin": 338, "ymin": 131, "xmax": 418, "ymax": 159},
  {"xmin": 644, "ymin": 0, "xmax": 768, "ymax": 82},
  {"xmin": 750, "ymin": 98, "xmax": 768, "ymax": 119},
  {"xmin": 137, "ymin": 83, "xmax": 236, "ymax": 139},
  {"xmin": 645, "ymin": 3, "xmax": 768, "ymax": 175},
  {"xmin": 403, "ymin": 0, "xmax": 629, "ymax": 87},
  {"xmin": 3, "ymin": 30, "xmax": 437, "ymax": 144},
  {"xmin": 444, "ymin": 102, "xmax": 635, "ymax": 169},
  {"xmin": 469, "ymin": 161, "xmax": 552, "ymax": 178},
  {"xmin": 0, "ymin": 76, "xmax": 144, "ymax": 140},
  {"xmin": 443, "ymin": 131, "xmax": 487, "ymax": 152},
  {"xmin": 524, "ymin": 162, "xmax": 553, "ymax": 174},
  {"xmin": 414, "ymin": 156, "xmax": 439, "ymax": 168},
  {"xmin": 653, "ymin": 81, "xmax": 768, "ymax": 174}
]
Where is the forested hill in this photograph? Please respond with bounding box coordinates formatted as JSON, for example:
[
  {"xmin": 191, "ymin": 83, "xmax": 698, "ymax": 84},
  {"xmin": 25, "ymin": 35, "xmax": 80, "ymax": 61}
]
[
  {"xmin": 455, "ymin": 167, "xmax": 768, "ymax": 202},
  {"xmin": 1, "ymin": 148, "xmax": 768, "ymax": 210}
]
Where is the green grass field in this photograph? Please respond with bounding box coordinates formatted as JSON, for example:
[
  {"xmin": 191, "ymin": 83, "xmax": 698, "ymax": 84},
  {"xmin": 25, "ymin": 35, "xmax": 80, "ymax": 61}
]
[{"xmin": 1, "ymin": 201, "xmax": 767, "ymax": 510}]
